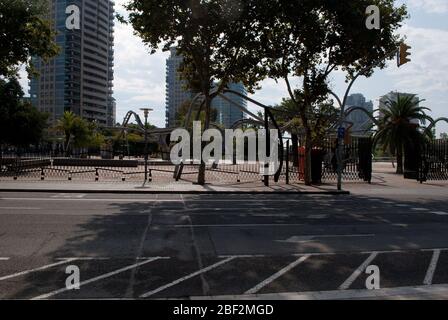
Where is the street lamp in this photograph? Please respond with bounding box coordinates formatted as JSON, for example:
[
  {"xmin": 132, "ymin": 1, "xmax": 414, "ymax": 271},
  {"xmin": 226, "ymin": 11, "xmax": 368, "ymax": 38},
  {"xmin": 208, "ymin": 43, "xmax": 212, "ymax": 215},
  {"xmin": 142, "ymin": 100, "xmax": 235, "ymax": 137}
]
[{"xmin": 140, "ymin": 108, "xmax": 153, "ymax": 184}]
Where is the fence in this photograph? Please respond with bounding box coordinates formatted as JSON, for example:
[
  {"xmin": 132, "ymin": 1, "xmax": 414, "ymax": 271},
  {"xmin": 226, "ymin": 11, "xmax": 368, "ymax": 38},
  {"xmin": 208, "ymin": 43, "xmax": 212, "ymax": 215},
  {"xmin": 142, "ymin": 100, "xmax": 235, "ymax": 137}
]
[
  {"xmin": 282, "ymin": 136, "xmax": 373, "ymax": 184},
  {"xmin": 418, "ymin": 139, "xmax": 448, "ymax": 182},
  {"xmin": 1, "ymin": 136, "xmax": 373, "ymax": 184}
]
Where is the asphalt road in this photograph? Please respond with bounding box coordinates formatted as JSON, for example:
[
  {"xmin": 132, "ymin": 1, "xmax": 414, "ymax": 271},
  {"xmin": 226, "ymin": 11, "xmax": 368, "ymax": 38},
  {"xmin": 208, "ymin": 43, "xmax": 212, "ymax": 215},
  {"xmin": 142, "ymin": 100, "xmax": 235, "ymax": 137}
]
[{"xmin": 0, "ymin": 191, "xmax": 447, "ymax": 299}]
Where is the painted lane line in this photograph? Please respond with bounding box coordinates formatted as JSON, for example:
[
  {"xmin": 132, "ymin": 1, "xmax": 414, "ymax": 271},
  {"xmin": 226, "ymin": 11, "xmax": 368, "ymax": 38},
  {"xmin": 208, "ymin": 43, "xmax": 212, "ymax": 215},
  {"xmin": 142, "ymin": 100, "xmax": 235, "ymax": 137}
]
[
  {"xmin": 423, "ymin": 249, "xmax": 441, "ymax": 286},
  {"xmin": 55, "ymin": 257, "xmax": 111, "ymax": 261},
  {"xmin": 0, "ymin": 207, "xmax": 41, "ymax": 210},
  {"xmin": 174, "ymin": 223, "xmax": 305, "ymax": 228},
  {"xmin": 431, "ymin": 211, "xmax": 448, "ymax": 216},
  {"xmin": 395, "ymin": 204, "xmax": 410, "ymax": 207},
  {"xmin": 411, "ymin": 208, "xmax": 429, "ymax": 211},
  {"xmin": 140, "ymin": 257, "xmax": 236, "ymax": 298},
  {"xmin": 421, "ymin": 248, "xmax": 448, "ymax": 252},
  {"xmin": 277, "ymin": 234, "xmax": 375, "ymax": 244},
  {"xmin": 0, "ymin": 257, "xmax": 10, "ymax": 261},
  {"xmin": 0, "ymin": 197, "xmax": 352, "ymax": 203},
  {"xmin": 0, "ymin": 259, "xmax": 78, "ymax": 281},
  {"xmin": 338, "ymin": 252, "xmax": 378, "ymax": 290},
  {"xmin": 33, "ymin": 257, "xmax": 166, "ymax": 300},
  {"xmin": 245, "ymin": 255, "xmax": 310, "ymax": 295}
]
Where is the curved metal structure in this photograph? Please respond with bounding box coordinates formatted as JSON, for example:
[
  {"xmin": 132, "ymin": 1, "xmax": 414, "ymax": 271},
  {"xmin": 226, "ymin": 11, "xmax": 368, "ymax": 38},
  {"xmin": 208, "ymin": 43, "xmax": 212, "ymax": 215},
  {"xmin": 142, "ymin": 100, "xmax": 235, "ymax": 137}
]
[{"xmin": 425, "ymin": 118, "xmax": 448, "ymax": 136}]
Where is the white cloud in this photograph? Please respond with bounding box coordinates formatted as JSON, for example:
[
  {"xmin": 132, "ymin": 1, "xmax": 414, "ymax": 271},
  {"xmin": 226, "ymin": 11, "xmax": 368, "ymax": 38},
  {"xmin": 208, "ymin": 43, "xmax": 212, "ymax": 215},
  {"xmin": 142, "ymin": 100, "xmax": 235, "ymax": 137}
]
[
  {"xmin": 407, "ymin": 0, "xmax": 448, "ymax": 14},
  {"xmin": 388, "ymin": 25, "xmax": 448, "ymax": 95},
  {"xmin": 113, "ymin": 20, "xmax": 169, "ymax": 126}
]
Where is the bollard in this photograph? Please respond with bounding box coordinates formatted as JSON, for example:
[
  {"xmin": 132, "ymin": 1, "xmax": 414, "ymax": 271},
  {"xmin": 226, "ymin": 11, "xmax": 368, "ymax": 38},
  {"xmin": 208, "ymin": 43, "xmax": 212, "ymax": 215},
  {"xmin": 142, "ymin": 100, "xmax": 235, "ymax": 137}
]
[
  {"xmin": 41, "ymin": 168, "xmax": 45, "ymax": 181},
  {"xmin": 95, "ymin": 168, "xmax": 99, "ymax": 181}
]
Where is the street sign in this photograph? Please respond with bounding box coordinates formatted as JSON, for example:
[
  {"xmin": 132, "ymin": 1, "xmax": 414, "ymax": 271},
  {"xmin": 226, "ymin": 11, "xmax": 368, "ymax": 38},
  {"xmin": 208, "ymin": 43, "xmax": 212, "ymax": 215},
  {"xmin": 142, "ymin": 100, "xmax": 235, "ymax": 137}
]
[{"xmin": 338, "ymin": 127, "xmax": 345, "ymax": 139}]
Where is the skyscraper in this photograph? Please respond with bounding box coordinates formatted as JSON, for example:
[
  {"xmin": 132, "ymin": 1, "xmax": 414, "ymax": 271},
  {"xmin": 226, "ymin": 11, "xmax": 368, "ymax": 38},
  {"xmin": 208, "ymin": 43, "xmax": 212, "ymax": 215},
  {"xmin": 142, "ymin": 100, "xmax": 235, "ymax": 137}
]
[
  {"xmin": 345, "ymin": 93, "xmax": 374, "ymax": 134},
  {"xmin": 165, "ymin": 48, "xmax": 247, "ymax": 128},
  {"xmin": 212, "ymin": 83, "xmax": 247, "ymax": 128},
  {"xmin": 30, "ymin": 0, "xmax": 115, "ymax": 126},
  {"xmin": 379, "ymin": 91, "xmax": 420, "ymax": 125},
  {"xmin": 165, "ymin": 47, "xmax": 196, "ymax": 128}
]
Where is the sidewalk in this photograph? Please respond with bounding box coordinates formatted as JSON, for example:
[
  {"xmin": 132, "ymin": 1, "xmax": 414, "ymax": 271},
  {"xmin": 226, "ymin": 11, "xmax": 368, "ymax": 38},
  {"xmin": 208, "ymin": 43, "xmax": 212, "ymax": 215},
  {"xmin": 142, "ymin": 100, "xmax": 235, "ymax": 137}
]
[
  {"xmin": 189, "ymin": 284, "xmax": 448, "ymax": 300},
  {"xmin": 0, "ymin": 180, "xmax": 347, "ymax": 194},
  {"xmin": 0, "ymin": 162, "xmax": 446, "ymax": 195}
]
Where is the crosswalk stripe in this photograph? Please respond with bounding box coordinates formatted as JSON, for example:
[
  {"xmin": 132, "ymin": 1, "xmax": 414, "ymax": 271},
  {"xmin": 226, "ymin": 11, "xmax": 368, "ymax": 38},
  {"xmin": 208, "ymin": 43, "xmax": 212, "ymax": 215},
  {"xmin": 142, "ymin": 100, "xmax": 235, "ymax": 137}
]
[
  {"xmin": 0, "ymin": 259, "xmax": 78, "ymax": 281},
  {"xmin": 245, "ymin": 255, "xmax": 310, "ymax": 295},
  {"xmin": 339, "ymin": 252, "xmax": 378, "ymax": 290},
  {"xmin": 140, "ymin": 257, "xmax": 236, "ymax": 298},
  {"xmin": 33, "ymin": 257, "xmax": 166, "ymax": 300},
  {"xmin": 423, "ymin": 249, "xmax": 441, "ymax": 285}
]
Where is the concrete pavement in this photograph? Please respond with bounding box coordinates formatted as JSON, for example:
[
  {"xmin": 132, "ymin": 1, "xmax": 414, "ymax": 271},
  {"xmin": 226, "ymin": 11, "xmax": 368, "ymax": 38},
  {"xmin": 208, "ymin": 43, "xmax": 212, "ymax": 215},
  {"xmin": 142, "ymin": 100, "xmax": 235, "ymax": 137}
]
[{"xmin": 0, "ymin": 190, "xmax": 447, "ymax": 299}]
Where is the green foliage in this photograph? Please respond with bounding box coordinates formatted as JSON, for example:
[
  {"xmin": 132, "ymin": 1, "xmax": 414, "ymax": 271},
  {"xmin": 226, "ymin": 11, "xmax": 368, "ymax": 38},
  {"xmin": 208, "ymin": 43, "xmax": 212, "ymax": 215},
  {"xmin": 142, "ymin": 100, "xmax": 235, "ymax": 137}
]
[
  {"xmin": 272, "ymin": 97, "xmax": 338, "ymax": 147},
  {"xmin": 175, "ymin": 100, "xmax": 218, "ymax": 129},
  {"xmin": 0, "ymin": 77, "xmax": 48, "ymax": 146},
  {"xmin": 55, "ymin": 112, "xmax": 106, "ymax": 155},
  {"xmin": 0, "ymin": 0, "xmax": 59, "ymax": 77},
  {"xmin": 245, "ymin": 0, "xmax": 408, "ymax": 184},
  {"xmin": 374, "ymin": 94, "xmax": 433, "ymax": 173}
]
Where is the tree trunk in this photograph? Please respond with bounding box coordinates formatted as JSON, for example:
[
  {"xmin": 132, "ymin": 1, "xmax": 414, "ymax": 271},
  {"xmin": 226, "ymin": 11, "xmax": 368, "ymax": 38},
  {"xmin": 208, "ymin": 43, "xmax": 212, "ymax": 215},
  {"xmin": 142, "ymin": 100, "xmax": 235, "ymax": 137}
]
[
  {"xmin": 197, "ymin": 94, "xmax": 211, "ymax": 185},
  {"xmin": 304, "ymin": 128, "xmax": 312, "ymax": 186},
  {"xmin": 396, "ymin": 148, "xmax": 403, "ymax": 175},
  {"xmin": 291, "ymin": 133, "xmax": 299, "ymax": 168}
]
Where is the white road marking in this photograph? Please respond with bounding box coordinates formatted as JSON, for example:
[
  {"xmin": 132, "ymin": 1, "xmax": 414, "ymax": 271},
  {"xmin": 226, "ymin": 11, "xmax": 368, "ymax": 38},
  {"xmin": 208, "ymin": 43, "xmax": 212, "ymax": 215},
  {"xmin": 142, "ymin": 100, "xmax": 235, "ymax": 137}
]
[
  {"xmin": 395, "ymin": 204, "xmax": 410, "ymax": 207},
  {"xmin": 277, "ymin": 234, "xmax": 375, "ymax": 244},
  {"xmin": 174, "ymin": 223, "xmax": 305, "ymax": 228},
  {"xmin": 0, "ymin": 197, "xmax": 351, "ymax": 203},
  {"xmin": 423, "ymin": 249, "xmax": 441, "ymax": 286},
  {"xmin": 140, "ymin": 257, "xmax": 236, "ymax": 298},
  {"xmin": 431, "ymin": 211, "xmax": 448, "ymax": 216},
  {"xmin": 0, "ymin": 259, "xmax": 77, "ymax": 281},
  {"xmin": 339, "ymin": 252, "xmax": 378, "ymax": 290},
  {"xmin": 33, "ymin": 257, "xmax": 166, "ymax": 300},
  {"xmin": 0, "ymin": 257, "xmax": 10, "ymax": 261},
  {"xmin": 411, "ymin": 208, "xmax": 429, "ymax": 211},
  {"xmin": 245, "ymin": 255, "xmax": 310, "ymax": 295},
  {"xmin": 306, "ymin": 214, "xmax": 329, "ymax": 219},
  {"xmin": 55, "ymin": 257, "xmax": 111, "ymax": 261},
  {"xmin": 51, "ymin": 194, "xmax": 86, "ymax": 199},
  {"xmin": 0, "ymin": 207, "xmax": 41, "ymax": 210}
]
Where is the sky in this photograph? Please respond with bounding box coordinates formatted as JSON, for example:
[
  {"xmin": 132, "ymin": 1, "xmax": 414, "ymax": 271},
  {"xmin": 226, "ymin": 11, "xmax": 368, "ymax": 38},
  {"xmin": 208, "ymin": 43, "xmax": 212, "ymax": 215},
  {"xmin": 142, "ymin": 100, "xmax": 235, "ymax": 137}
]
[{"xmin": 20, "ymin": 0, "xmax": 448, "ymax": 134}]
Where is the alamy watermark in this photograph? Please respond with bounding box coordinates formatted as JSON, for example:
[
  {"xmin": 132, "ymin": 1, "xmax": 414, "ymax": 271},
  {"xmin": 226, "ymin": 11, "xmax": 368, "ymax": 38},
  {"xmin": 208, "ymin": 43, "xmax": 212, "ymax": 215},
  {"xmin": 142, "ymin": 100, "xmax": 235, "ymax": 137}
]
[
  {"xmin": 170, "ymin": 121, "xmax": 280, "ymax": 176},
  {"xmin": 66, "ymin": 5, "xmax": 80, "ymax": 30}
]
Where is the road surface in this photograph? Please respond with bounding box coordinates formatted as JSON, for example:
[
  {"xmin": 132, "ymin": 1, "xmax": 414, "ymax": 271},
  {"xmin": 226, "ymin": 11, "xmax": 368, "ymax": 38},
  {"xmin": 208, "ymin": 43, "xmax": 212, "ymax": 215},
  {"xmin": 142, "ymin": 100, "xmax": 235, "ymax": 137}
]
[{"xmin": 0, "ymin": 191, "xmax": 447, "ymax": 299}]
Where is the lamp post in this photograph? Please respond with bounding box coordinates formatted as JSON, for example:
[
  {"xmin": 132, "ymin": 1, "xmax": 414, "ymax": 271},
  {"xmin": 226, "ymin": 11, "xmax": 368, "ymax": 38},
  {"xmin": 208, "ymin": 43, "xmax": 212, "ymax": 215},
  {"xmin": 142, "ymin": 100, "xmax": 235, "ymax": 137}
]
[{"xmin": 140, "ymin": 108, "xmax": 153, "ymax": 184}]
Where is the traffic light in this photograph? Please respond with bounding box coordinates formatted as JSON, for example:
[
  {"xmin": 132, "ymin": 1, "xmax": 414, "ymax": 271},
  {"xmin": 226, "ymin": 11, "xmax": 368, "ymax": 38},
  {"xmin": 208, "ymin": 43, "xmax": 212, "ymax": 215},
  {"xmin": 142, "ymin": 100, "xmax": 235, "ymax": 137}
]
[{"xmin": 398, "ymin": 42, "xmax": 411, "ymax": 67}]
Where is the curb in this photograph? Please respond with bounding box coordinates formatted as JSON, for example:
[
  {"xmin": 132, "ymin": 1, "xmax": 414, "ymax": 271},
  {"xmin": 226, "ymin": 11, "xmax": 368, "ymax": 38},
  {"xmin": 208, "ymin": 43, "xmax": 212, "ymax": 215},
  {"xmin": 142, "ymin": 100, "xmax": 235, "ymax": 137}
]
[
  {"xmin": 0, "ymin": 188, "xmax": 350, "ymax": 195},
  {"xmin": 188, "ymin": 284, "xmax": 448, "ymax": 300}
]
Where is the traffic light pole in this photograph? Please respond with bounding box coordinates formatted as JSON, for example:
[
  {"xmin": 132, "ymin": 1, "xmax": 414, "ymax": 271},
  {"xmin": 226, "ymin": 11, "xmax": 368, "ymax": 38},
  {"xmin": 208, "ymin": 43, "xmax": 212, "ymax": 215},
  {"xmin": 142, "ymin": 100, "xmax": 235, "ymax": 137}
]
[{"xmin": 330, "ymin": 46, "xmax": 404, "ymax": 191}]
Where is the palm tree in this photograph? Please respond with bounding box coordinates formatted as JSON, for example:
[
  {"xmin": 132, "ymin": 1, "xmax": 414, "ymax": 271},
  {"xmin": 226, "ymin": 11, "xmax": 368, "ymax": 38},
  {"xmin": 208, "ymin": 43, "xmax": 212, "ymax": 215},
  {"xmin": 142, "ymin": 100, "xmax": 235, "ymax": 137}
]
[
  {"xmin": 374, "ymin": 94, "xmax": 433, "ymax": 174},
  {"xmin": 55, "ymin": 111, "xmax": 77, "ymax": 156}
]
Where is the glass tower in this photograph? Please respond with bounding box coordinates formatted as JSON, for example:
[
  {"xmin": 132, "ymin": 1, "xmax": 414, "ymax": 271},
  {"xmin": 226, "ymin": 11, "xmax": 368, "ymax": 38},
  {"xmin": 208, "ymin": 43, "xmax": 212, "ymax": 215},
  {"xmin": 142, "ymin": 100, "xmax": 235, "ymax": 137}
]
[
  {"xmin": 30, "ymin": 0, "xmax": 115, "ymax": 126},
  {"xmin": 165, "ymin": 48, "xmax": 247, "ymax": 129}
]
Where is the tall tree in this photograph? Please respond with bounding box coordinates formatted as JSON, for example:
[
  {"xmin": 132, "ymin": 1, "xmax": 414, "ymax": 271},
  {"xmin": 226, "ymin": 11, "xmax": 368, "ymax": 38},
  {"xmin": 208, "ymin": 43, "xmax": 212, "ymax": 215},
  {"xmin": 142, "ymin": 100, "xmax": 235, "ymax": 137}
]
[
  {"xmin": 0, "ymin": 0, "xmax": 59, "ymax": 77},
  {"xmin": 374, "ymin": 94, "xmax": 433, "ymax": 174},
  {"xmin": 122, "ymin": 0, "xmax": 262, "ymax": 184},
  {"xmin": 0, "ymin": 78, "xmax": 48, "ymax": 148},
  {"xmin": 54, "ymin": 111, "xmax": 103, "ymax": 156},
  {"xmin": 247, "ymin": 0, "xmax": 407, "ymax": 185}
]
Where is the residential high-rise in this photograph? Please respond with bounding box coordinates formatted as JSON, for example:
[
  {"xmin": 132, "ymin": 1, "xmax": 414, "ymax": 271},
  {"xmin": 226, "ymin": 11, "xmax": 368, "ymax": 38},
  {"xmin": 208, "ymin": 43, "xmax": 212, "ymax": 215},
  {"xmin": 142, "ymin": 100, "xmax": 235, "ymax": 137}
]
[
  {"xmin": 345, "ymin": 93, "xmax": 374, "ymax": 134},
  {"xmin": 30, "ymin": 0, "xmax": 115, "ymax": 126},
  {"xmin": 379, "ymin": 91, "xmax": 420, "ymax": 125},
  {"xmin": 165, "ymin": 48, "xmax": 247, "ymax": 128},
  {"xmin": 165, "ymin": 47, "xmax": 196, "ymax": 128},
  {"xmin": 212, "ymin": 83, "xmax": 247, "ymax": 128}
]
